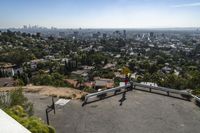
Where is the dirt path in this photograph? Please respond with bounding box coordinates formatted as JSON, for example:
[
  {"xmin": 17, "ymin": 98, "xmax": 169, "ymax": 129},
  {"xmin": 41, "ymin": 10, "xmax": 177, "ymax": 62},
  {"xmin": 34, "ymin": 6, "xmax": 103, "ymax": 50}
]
[{"xmin": 0, "ymin": 85, "xmax": 87, "ymax": 99}]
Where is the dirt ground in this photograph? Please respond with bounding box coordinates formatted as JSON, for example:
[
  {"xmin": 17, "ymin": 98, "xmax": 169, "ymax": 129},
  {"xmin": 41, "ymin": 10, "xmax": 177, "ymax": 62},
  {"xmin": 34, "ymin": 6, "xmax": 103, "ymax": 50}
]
[{"xmin": 0, "ymin": 85, "xmax": 87, "ymax": 99}]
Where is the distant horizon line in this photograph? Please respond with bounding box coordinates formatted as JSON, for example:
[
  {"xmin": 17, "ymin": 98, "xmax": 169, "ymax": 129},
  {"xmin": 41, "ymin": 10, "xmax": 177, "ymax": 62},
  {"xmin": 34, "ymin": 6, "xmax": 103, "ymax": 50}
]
[{"xmin": 1, "ymin": 26, "xmax": 200, "ymax": 30}]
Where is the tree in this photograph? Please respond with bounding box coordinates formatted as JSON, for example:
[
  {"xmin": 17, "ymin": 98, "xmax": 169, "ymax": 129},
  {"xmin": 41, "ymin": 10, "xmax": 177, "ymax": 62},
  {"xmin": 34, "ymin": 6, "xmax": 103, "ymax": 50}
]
[
  {"xmin": 104, "ymin": 58, "xmax": 108, "ymax": 65},
  {"xmin": 187, "ymin": 71, "xmax": 200, "ymax": 90},
  {"xmin": 156, "ymin": 56, "xmax": 165, "ymax": 65},
  {"xmin": 0, "ymin": 70, "xmax": 3, "ymax": 77},
  {"xmin": 148, "ymin": 64, "xmax": 158, "ymax": 74},
  {"xmin": 32, "ymin": 72, "xmax": 68, "ymax": 87},
  {"xmin": 122, "ymin": 67, "xmax": 131, "ymax": 75},
  {"xmin": 36, "ymin": 32, "xmax": 41, "ymax": 38},
  {"xmin": 128, "ymin": 62, "xmax": 135, "ymax": 72},
  {"xmin": 161, "ymin": 74, "xmax": 186, "ymax": 90},
  {"xmin": 140, "ymin": 61, "xmax": 150, "ymax": 70},
  {"xmin": 76, "ymin": 77, "xmax": 84, "ymax": 90},
  {"xmin": 0, "ymin": 48, "xmax": 34, "ymax": 65}
]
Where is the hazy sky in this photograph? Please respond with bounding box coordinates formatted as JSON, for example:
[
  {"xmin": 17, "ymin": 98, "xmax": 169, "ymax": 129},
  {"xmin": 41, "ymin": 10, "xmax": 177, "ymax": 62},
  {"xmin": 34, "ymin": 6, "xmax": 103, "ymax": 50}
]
[{"xmin": 0, "ymin": 0, "xmax": 200, "ymax": 28}]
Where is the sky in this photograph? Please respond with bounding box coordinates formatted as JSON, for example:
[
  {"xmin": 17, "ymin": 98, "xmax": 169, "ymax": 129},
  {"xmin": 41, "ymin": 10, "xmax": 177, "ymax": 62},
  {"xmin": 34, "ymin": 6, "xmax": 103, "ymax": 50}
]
[{"xmin": 0, "ymin": 0, "xmax": 200, "ymax": 28}]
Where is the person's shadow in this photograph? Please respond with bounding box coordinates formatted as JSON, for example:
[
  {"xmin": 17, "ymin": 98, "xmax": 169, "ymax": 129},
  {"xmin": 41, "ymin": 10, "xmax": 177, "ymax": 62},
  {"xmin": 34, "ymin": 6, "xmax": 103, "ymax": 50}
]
[{"xmin": 119, "ymin": 91, "xmax": 127, "ymax": 106}]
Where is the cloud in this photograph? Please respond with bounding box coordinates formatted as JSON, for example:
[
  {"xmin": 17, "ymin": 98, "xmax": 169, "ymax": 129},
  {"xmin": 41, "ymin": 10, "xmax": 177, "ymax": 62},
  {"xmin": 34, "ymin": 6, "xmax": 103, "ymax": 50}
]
[{"xmin": 172, "ymin": 2, "xmax": 200, "ymax": 8}]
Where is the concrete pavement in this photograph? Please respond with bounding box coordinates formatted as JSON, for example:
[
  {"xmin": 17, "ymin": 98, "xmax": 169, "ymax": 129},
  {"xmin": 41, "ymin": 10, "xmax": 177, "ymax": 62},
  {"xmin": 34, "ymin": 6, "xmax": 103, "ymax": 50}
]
[{"xmin": 25, "ymin": 90, "xmax": 200, "ymax": 133}]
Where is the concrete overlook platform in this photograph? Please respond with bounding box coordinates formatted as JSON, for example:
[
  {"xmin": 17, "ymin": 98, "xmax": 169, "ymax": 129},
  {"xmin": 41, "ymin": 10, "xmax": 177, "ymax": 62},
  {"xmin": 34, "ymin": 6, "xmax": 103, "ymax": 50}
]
[{"xmin": 26, "ymin": 89, "xmax": 200, "ymax": 133}]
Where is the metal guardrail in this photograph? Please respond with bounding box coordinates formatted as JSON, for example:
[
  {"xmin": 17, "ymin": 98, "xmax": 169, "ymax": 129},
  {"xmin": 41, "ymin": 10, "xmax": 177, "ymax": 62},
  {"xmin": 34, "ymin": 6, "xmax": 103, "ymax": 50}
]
[
  {"xmin": 82, "ymin": 81, "xmax": 194, "ymax": 106},
  {"xmin": 190, "ymin": 93, "xmax": 200, "ymax": 102},
  {"xmin": 132, "ymin": 82, "xmax": 190, "ymax": 96},
  {"xmin": 83, "ymin": 83, "xmax": 131, "ymax": 105},
  {"xmin": 82, "ymin": 81, "xmax": 200, "ymax": 108}
]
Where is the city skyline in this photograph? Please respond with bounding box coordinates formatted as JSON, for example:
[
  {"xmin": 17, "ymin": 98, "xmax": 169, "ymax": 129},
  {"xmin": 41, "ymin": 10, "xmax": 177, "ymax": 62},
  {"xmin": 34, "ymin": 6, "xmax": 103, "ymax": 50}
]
[{"xmin": 1, "ymin": 0, "xmax": 200, "ymax": 28}]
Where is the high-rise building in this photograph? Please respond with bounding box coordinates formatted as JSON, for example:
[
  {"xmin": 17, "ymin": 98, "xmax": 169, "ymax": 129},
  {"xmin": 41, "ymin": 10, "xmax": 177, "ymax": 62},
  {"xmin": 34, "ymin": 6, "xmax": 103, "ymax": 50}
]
[
  {"xmin": 123, "ymin": 30, "xmax": 127, "ymax": 39},
  {"xmin": 23, "ymin": 25, "xmax": 27, "ymax": 29},
  {"xmin": 150, "ymin": 32, "xmax": 154, "ymax": 38}
]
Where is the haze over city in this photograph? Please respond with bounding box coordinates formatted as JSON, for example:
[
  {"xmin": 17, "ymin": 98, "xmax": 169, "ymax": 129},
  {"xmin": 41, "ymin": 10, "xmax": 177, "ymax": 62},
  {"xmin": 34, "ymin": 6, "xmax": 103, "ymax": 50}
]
[
  {"xmin": 1, "ymin": 0, "xmax": 200, "ymax": 28},
  {"xmin": 1, "ymin": 0, "xmax": 200, "ymax": 133}
]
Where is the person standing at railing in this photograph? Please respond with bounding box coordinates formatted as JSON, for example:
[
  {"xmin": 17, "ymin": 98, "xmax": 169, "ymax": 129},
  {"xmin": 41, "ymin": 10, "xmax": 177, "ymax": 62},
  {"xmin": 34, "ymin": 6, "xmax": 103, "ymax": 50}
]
[{"xmin": 124, "ymin": 74, "xmax": 129, "ymax": 86}]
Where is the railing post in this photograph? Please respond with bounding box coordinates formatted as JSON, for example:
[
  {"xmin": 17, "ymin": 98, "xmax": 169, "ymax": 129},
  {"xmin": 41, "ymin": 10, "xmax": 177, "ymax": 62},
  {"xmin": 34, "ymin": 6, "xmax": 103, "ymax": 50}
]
[
  {"xmin": 167, "ymin": 91, "xmax": 170, "ymax": 96},
  {"xmin": 45, "ymin": 97, "xmax": 56, "ymax": 125},
  {"xmin": 149, "ymin": 85, "xmax": 152, "ymax": 92},
  {"xmin": 52, "ymin": 97, "xmax": 55, "ymax": 114},
  {"xmin": 46, "ymin": 109, "xmax": 49, "ymax": 125},
  {"xmin": 82, "ymin": 97, "xmax": 88, "ymax": 106},
  {"xmin": 114, "ymin": 90, "xmax": 118, "ymax": 95},
  {"xmin": 129, "ymin": 81, "xmax": 133, "ymax": 91}
]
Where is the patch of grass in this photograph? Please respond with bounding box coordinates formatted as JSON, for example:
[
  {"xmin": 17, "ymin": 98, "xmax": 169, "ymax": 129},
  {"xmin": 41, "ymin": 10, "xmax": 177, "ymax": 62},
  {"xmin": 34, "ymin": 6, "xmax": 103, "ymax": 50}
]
[{"xmin": 83, "ymin": 87, "xmax": 96, "ymax": 93}]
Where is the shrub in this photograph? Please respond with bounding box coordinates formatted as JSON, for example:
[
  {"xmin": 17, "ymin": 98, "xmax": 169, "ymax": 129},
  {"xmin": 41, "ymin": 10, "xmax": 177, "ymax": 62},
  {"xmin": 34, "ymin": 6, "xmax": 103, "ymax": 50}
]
[
  {"xmin": 32, "ymin": 72, "xmax": 69, "ymax": 87},
  {"xmin": 9, "ymin": 88, "xmax": 34, "ymax": 116},
  {"xmin": 6, "ymin": 105, "xmax": 55, "ymax": 133},
  {"xmin": 83, "ymin": 87, "xmax": 96, "ymax": 93},
  {"xmin": 0, "ymin": 88, "xmax": 34, "ymax": 116},
  {"xmin": 14, "ymin": 79, "xmax": 25, "ymax": 86},
  {"xmin": 192, "ymin": 88, "xmax": 200, "ymax": 96},
  {"xmin": 10, "ymin": 88, "xmax": 28, "ymax": 107},
  {"xmin": 80, "ymin": 95, "xmax": 85, "ymax": 101},
  {"xmin": 0, "ymin": 79, "xmax": 55, "ymax": 133}
]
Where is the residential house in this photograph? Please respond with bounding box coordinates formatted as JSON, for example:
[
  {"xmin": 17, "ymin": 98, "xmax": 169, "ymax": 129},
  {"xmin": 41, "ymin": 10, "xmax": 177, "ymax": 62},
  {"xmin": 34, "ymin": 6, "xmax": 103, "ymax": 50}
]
[
  {"xmin": 65, "ymin": 78, "xmax": 95, "ymax": 89},
  {"xmin": 162, "ymin": 66, "xmax": 172, "ymax": 74},
  {"xmin": 82, "ymin": 65, "xmax": 94, "ymax": 71},
  {"xmin": 27, "ymin": 59, "xmax": 46, "ymax": 70},
  {"xmin": 140, "ymin": 82, "xmax": 158, "ymax": 87},
  {"xmin": 71, "ymin": 70, "xmax": 88, "ymax": 81},
  {"xmin": 0, "ymin": 64, "xmax": 23, "ymax": 77},
  {"xmin": 44, "ymin": 55, "xmax": 55, "ymax": 60},
  {"xmin": 94, "ymin": 77, "xmax": 114, "ymax": 89},
  {"xmin": 103, "ymin": 63, "xmax": 116, "ymax": 69}
]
